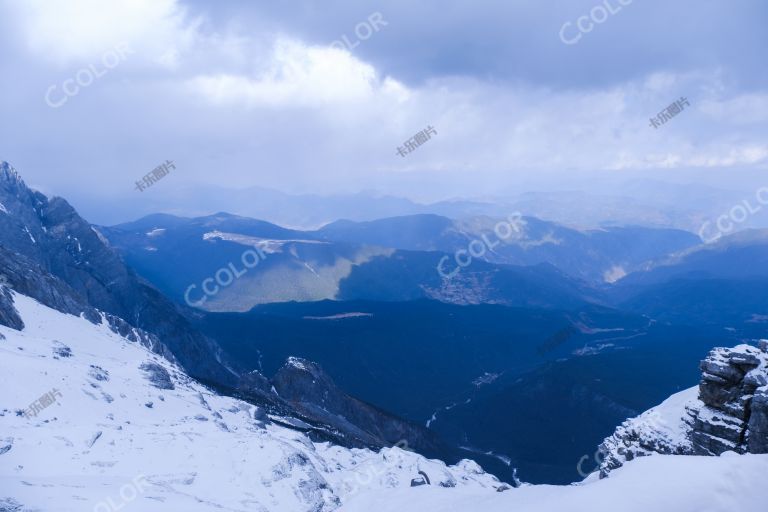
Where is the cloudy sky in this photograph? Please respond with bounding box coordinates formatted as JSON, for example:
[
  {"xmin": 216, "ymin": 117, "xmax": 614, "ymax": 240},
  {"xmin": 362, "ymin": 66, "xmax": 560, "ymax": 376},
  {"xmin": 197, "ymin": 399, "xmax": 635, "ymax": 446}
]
[{"xmin": 1, "ymin": 0, "xmax": 766, "ymax": 222}]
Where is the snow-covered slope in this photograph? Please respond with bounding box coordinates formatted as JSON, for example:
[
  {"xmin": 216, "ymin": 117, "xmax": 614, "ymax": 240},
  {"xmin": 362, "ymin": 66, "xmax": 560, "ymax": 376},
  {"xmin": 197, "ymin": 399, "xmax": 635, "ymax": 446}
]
[
  {"xmin": 341, "ymin": 452, "xmax": 768, "ymax": 512},
  {"xmin": 0, "ymin": 292, "xmax": 502, "ymax": 511},
  {"xmin": 2, "ymin": 290, "xmax": 768, "ymax": 511},
  {"xmin": 599, "ymin": 386, "xmax": 700, "ymax": 467}
]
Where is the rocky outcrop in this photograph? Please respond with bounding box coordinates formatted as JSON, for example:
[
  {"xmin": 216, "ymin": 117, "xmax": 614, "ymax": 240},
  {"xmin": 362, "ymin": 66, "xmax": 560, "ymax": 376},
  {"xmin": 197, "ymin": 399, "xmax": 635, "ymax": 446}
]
[
  {"xmin": 0, "ymin": 161, "xmax": 236, "ymax": 386},
  {"xmin": 0, "ymin": 286, "xmax": 23, "ymax": 330},
  {"xmin": 688, "ymin": 344, "xmax": 768, "ymax": 455},
  {"xmin": 598, "ymin": 341, "xmax": 768, "ymax": 477}
]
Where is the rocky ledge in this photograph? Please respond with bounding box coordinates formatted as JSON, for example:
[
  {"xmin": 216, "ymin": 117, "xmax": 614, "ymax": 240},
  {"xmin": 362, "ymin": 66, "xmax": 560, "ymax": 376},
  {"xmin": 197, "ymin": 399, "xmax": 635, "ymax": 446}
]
[
  {"xmin": 599, "ymin": 341, "xmax": 768, "ymax": 477},
  {"xmin": 689, "ymin": 341, "xmax": 768, "ymax": 455}
]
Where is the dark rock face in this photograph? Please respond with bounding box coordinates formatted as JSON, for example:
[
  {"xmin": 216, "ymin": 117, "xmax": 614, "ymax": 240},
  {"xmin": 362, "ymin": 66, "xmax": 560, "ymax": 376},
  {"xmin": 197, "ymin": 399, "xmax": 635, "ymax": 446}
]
[
  {"xmin": 748, "ymin": 390, "xmax": 768, "ymax": 452},
  {"xmin": 0, "ymin": 161, "xmax": 235, "ymax": 386},
  {"xmin": 0, "ymin": 287, "xmax": 23, "ymax": 330},
  {"xmin": 238, "ymin": 370, "xmax": 273, "ymax": 400},
  {"xmin": 688, "ymin": 345, "xmax": 768, "ymax": 455},
  {"xmin": 236, "ymin": 358, "xmax": 447, "ymax": 456}
]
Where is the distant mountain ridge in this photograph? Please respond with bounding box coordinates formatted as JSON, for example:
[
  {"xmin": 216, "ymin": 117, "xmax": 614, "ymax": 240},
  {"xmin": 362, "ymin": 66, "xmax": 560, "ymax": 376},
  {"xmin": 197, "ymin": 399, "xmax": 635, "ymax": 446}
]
[{"xmin": 100, "ymin": 210, "xmax": 701, "ymax": 313}]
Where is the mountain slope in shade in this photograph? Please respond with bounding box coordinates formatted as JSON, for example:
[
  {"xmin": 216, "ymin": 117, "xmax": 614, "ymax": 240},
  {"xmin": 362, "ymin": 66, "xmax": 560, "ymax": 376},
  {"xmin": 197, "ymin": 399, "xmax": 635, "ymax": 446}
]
[
  {"xmin": 614, "ymin": 229, "xmax": 768, "ymax": 290},
  {"xmin": 317, "ymin": 214, "xmax": 700, "ymax": 283},
  {"xmin": 609, "ymin": 231, "xmax": 768, "ymax": 335}
]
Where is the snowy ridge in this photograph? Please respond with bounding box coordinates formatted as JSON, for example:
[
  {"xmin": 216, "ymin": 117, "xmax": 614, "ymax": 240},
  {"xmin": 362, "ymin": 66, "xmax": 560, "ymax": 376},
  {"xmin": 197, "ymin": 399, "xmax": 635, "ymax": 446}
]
[
  {"xmin": 599, "ymin": 386, "xmax": 700, "ymax": 474},
  {"xmin": 0, "ymin": 292, "xmax": 501, "ymax": 511}
]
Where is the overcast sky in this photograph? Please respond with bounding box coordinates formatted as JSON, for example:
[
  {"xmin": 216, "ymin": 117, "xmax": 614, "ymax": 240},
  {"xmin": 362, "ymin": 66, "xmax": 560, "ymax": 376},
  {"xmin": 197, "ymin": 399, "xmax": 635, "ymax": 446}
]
[{"xmin": 1, "ymin": 0, "xmax": 766, "ymax": 222}]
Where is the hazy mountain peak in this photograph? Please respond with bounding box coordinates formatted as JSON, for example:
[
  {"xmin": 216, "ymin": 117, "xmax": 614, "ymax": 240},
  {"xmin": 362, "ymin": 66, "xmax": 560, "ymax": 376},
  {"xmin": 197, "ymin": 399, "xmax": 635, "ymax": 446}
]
[{"xmin": 0, "ymin": 160, "xmax": 24, "ymax": 187}]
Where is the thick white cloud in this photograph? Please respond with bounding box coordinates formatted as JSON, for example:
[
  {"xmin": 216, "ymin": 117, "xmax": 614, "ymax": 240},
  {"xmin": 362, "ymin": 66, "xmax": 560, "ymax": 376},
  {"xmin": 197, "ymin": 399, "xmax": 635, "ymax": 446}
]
[
  {"xmin": 186, "ymin": 38, "xmax": 410, "ymax": 107},
  {"xmin": 5, "ymin": 0, "xmax": 198, "ymax": 68}
]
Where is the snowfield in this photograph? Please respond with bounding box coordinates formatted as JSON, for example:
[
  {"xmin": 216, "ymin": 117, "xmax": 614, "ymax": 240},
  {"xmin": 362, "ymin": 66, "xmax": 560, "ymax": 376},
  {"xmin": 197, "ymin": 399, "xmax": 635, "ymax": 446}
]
[
  {"xmin": 1, "ymin": 291, "xmax": 767, "ymax": 511},
  {"xmin": 0, "ymin": 292, "xmax": 500, "ymax": 511},
  {"xmin": 341, "ymin": 452, "xmax": 768, "ymax": 512}
]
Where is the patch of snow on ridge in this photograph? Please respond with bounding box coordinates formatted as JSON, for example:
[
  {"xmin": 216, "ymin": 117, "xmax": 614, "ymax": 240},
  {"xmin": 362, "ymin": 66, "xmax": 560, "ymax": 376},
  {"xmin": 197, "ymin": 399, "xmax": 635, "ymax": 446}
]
[
  {"xmin": 0, "ymin": 201, "xmax": 7, "ymax": 214},
  {"xmin": 203, "ymin": 230, "xmax": 329, "ymax": 254},
  {"xmin": 303, "ymin": 313, "xmax": 373, "ymax": 320},
  {"xmin": 603, "ymin": 265, "xmax": 627, "ymax": 283}
]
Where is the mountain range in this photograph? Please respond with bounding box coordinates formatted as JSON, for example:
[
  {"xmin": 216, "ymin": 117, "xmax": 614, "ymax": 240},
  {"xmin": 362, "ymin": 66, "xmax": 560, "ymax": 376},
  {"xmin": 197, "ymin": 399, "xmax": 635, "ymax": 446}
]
[{"xmin": 2, "ymin": 160, "xmax": 768, "ymax": 510}]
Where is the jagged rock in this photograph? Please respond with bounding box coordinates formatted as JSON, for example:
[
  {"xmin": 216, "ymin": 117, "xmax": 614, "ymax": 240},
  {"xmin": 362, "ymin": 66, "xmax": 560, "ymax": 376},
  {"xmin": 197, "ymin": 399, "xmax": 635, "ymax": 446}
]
[
  {"xmin": 253, "ymin": 406, "xmax": 269, "ymax": 423},
  {"xmin": 140, "ymin": 362, "xmax": 175, "ymax": 390},
  {"xmin": 690, "ymin": 346, "xmax": 768, "ymax": 455},
  {"xmin": 410, "ymin": 476, "xmax": 427, "ymax": 487},
  {"xmin": 88, "ymin": 365, "xmax": 110, "ymax": 382},
  {"xmin": 748, "ymin": 389, "xmax": 768, "ymax": 453},
  {"xmin": 0, "ymin": 288, "xmax": 23, "ymax": 330},
  {"xmin": 0, "ymin": 497, "xmax": 23, "ymax": 511},
  {"xmin": 52, "ymin": 341, "xmax": 73, "ymax": 358}
]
